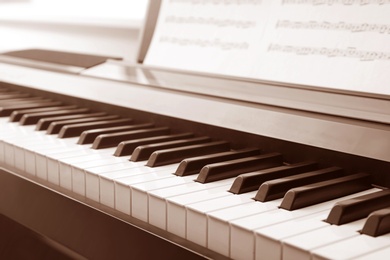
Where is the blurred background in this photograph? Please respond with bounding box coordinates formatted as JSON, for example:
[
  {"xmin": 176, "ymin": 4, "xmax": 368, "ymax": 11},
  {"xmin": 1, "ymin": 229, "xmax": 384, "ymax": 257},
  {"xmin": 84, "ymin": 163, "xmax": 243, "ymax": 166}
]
[{"xmin": 0, "ymin": 0, "xmax": 149, "ymax": 60}]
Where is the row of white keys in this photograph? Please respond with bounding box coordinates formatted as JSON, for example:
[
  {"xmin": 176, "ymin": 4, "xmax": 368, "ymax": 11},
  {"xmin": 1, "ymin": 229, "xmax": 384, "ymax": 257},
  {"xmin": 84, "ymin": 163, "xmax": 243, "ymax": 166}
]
[
  {"xmin": 84, "ymin": 160, "xmax": 148, "ymax": 201},
  {"xmin": 100, "ymin": 163, "xmax": 177, "ymax": 212},
  {"xmin": 43, "ymin": 143, "xmax": 179, "ymax": 199},
  {"xmin": 59, "ymin": 147, "xmax": 124, "ymax": 194},
  {"xmin": 1, "ymin": 117, "xmax": 195, "ymax": 215},
  {"xmin": 228, "ymin": 189, "xmax": 378, "ymax": 260},
  {"xmin": 36, "ymin": 144, "xmax": 94, "ymax": 183},
  {"xmin": 135, "ymin": 175, "xmax": 203, "ymax": 221},
  {"xmin": 282, "ymin": 218, "xmax": 367, "ymax": 260},
  {"xmin": 353, "ymin": 243, "xmax": 390, "ymax": 260},
  {"xmin": 148, "ymin": 177, "xmax": 234, "ymax": 231},
  {"xmin": 312, "ymin": 233, "xmax": 390, "ymax": 260},
  {"xmin": 167, "ymin": 183, "xmax": 236, "ymax": 238},
  {"xmin": 255, "ymin": 210, "xmax": 329, "ymax": 260},
  {"xmin": 3, "ymin": 125, "xmax": 71, "ymax": 171},
  {"xmin": 0, "ymin": 119, "xmax": 150, "ymax": 197},
  {"xmin": 112, "ymin": 164, "xmax": 187, "ymax": 216},
  {"xmin": 144, "ymin": 157, "xmax": 291, "ymax": 239},
  {"xmin": 0, "ymin": 118, "xmax": 12, "ymax": 163},
  {"xmin": 1, "ymin": 121, "xmax": 83, "ymax": 172},
  {"xmin": 207, "ymin": 198, "xmax": 283, "ymax": 256},
  {"xmin": 2, "ymin": 116, "xmax": 237, "ymax": 225},
  {"xmin": 186, "ymin": 190, "xmax": 274, "ymax": 248},
  {"xmin": 256, "ymin": 188, "xmax": 385, "ymax": 260},
  {"xmin": 19, "ymin": 136, "xmax": 81, "ymax": 178},
  {"xmin": 71, "ymin": 154, "xmax": 132, "ymax": 196}
]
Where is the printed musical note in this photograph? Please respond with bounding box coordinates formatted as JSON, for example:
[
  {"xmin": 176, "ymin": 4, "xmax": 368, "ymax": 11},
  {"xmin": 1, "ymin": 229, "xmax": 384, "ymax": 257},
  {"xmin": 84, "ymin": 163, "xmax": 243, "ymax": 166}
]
[
  {"xmin": 165, "ymin": 16, "xmax": 257, "ymax": 29},
  {"xmin": 169, "ymin": 0, "xmax": 263, "ymax": 5},
  {"xmin": 281, "ymin": 0, "xmax": 390, "ymax": 5},
  {"xmin": 276, "ymin": 20, "xmax": 390, "ymax": 34},
  {"xmin": 268, "ymin": 44, "xmax": 390, "ymax": 61},
  {"xmin": 159, "ymin": 36, "xmax": 250, "ymax": 50}
]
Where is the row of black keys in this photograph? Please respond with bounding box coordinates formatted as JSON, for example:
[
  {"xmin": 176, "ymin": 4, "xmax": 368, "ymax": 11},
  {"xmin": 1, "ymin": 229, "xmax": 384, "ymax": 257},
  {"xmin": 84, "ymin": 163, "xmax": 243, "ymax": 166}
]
[{"xmin": 1, "ymin": 87, "xmax": 389, "ymax": 237}]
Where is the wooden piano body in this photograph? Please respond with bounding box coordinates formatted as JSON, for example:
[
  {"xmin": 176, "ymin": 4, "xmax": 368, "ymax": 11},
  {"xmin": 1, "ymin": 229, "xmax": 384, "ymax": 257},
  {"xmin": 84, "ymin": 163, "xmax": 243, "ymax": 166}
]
[{"xmin": 1, "ymin": 1, "xmax": 390, "ymax": 259}]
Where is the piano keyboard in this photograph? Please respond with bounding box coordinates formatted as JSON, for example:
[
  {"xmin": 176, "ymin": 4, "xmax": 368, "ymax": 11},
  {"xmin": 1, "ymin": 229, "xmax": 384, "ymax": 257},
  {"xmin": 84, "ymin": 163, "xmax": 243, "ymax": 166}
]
[{"xmin": 1, "ymin": 85, "xmax": 390, "ymax": 260}]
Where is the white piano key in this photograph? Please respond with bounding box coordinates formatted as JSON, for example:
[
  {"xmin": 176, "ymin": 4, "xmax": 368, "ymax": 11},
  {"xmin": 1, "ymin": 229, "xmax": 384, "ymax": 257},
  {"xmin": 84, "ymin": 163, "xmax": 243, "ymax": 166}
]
[
  {"xmin": 114, "ymin": 165, "xmax": 178, "ymax": 215},
  {"xmin": 3, "ymin": 125, "xmax": 37, "ymax": 136},
  {"xmin": 353, "ymin": 245, "xmax": 390, "ymax": 260},
  {"xmin": 0, "ymin": 117, "xmax": 9, "ymax": 124},
  {"xmin": 311, "ymin": 233, "xmax": 390, "ymax": 260},
  {"xmin": 93, "ymin": 164, "xmax": 173, "ymax": 214},
  {"xmin": 1, "ymin": 125, "xmax": 49, "ymax": 170},
  {"xmin": 166, "ymin": 185, "xmax": 232, "ymax": 238},
  {"xmin": 26, "ymin": 142, "xmax": 71, "ymax": 175},
  {"xmin": 5, "ymin": 130, "xmax": 53, "ymax": 149},
  {"xmin": 3, "ymin": 142, "xmax": 15, "ymax": 167},
  {"xmin": 207, "ymin": 199, "xmax": 282, "ymax": 257},
  {"xmin": 85, "ymin": 161, "xmax": 146, "ymax": 202},
  {"xmin": 254, "ymin": 187, "xmax": 381, "ymax": 260},
  {"xmin": 131, "ymin": 174, "xmax": 196, "ymax": 222},
  {"xmin": 30, "ymin": 144, "xmax": 85, "ymax": 181},
  {"xmin": 57, "ymin": 148, "xmax": 117, "ymax": 190},
  {"xmin": 22, "ymin": 144, "xmax": 66, "ymax": 174},
  {"xmin": 283, "ymin": 218, "xmax": 366, "ymax": 260},
  {"xmin": 14, "ymin": 144, "xmax": 25, "ymax": 171},
  {"xmin": 148, "ymin": 178, "xmax": 234, "ymax": 231},
  {"xmin": 254, "ymin": 211, "xmax": 329, "ymax": 260},
  {"xmin": 30, "ymin": 141, "xmax": 81, "ymax": 179},
  {"xmin": 229, "ymin": 189, "xmax": 377, "ymax": 260},
  {"xmin": 33, "ymin": 146, "xmax": 86, "ymax": 180},
  {"xmin": 99, "ymin": 163, "xmax": 168, "ymax": 207},
  {"xmin": 71, "ymin": 155, "xmax": 128, "ymax": 196},
  {"xmin": 43, "ymin": 145, "xmax": 109, "ymax": 176},
  {"xmin": 0, "ymin": 140, "xmax": 4, "ymax": 164},
  {"xmin": 186, "ymin": 191, "xmax": 258, "ymax": 247}
]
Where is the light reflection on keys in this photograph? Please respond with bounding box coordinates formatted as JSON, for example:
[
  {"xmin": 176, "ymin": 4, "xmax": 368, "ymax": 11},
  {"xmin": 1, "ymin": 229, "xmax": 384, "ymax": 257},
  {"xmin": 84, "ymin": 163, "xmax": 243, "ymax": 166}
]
[{"xmin": 229, "ymin": 189, "xmax": 377, "ymax": 260}]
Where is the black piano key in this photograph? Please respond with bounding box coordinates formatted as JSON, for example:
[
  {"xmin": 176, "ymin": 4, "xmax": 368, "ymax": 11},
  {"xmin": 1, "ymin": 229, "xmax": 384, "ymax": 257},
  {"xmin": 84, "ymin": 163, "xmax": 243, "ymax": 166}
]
[
  {"xmin": 361, "ymin": 206, "xmax": 390, "ymax": 237},
  {"xmin": 0, "ymin": 96, "xmax": 45, "ymax": 105},
  {"xmin": 113, "ymin": 133, "xmax": 195, "ymax": 157},
  {"xmin": 0, "ymin": 99, "xmax": 51, "ymax": 110},
  {"xmin": 0, "ymin": 92, "xmax": 30, "ymax": 100},
  {"xmin": 326, "ymin": 189, "xmax": 390, "ymax": 225},
  {"xmin": 9, "ymin": 105, "xmax": 76, "ymax": 122},
  {"xmin": 0, "ymin": 101, "xmax": 63, "ymax": 116},
  {"xmin": 20, "ymin": 107, "xmax": 90, "ymax": 125},
  {"xmin": 91, "ymin": 125, "xmax": 169, "ymax": 149},
  {"xmin": 196, "ymin": 153, "xmax": 283, "ymax": 184},
  {"xmin": 130, "ymin": 136, "xmax": 211, "ymax": 162},
  {"xmin": 36, "ymin": 112, "xmax": 106, "ymax": 131},
  {"xmin": 58, "ymin": 118, "xmax": 133, "ymax": 138},
  {"xmin": 229, "ymin": 161, "xmax": 318, "ymax": 195},
  {"xmin": 146, "ymin": 140, "xmax": 231, "ymax": 167},
  {"xmin": 9, "ymin": 105, "xmax": 79, "ymax": 122},
  {"xmin": 175, "ymin": 148, "xmax": 261, "ymax": 177},
  {"xmin": 254, "ymin": 166, "xmax": 344, "ymax": 202},
  {"xmin": 78, "ymin": 123, "xmax": 155, "ymax": 145},
  {"xmin": 46, "ymin": 114, "xmax": 116, "ymax": 134},
  {"xmin": 280, "ymin": 172, "xmax": 372, "ymax": 211}
]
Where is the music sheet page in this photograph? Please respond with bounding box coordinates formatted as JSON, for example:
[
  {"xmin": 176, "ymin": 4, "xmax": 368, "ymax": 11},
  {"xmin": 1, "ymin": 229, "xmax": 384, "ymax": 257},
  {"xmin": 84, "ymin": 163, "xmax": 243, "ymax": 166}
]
[{"xmin": 144, "ymin": 0, "xmax": 390, "ymax": 95}]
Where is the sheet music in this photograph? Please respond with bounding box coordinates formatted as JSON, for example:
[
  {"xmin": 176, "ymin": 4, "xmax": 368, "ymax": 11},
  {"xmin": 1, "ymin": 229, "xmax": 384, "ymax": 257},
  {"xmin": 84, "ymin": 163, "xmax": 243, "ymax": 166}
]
[{"xmin": 144, "ymin": 0, "xmax": 390, "ymax": 95}]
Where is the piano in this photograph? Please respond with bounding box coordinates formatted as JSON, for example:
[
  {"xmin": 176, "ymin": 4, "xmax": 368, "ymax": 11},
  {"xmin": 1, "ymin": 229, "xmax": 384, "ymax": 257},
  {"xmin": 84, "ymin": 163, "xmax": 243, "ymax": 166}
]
[{"xmin": 1, "ymin": 1, "xmax": 390, "ymax": 259}]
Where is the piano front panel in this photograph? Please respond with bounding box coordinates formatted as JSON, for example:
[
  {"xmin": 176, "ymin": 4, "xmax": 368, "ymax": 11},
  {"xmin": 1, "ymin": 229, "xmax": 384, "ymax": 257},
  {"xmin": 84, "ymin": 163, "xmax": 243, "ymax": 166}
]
[{"xmin": 1, "ymin": 64, "xmax": 390, "ymax": 260}]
